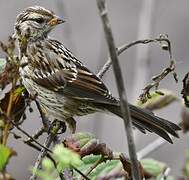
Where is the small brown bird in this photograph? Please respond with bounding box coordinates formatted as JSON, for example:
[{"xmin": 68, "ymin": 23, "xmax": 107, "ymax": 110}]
[{"xmin": 14, "ymin": 6, "xmax": 180, "ymax": 143}]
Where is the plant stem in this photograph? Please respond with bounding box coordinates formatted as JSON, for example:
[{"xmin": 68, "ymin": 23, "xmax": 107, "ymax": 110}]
[
  {"xmin": 97, "ymin": 37, "xmax": 172, "ymax": 79},
  {"xmin": 11, "ymin": 121, "xmax": 52, "ymax": 153},
  {"xmin": 29, "ymin": 121, "xmax": 61, "ymax": 180},
  {"xmin": 96, "ymin": 0, "xmax": 141, "ymax": 179},
  {"xmin": 2, "ymin": 78, "xmax": 16, "ymax": 145}
]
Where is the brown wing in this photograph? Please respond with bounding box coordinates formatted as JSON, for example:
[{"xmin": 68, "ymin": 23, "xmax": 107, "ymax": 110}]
[{"xmin": 31, "ymin": 39, "xmax": 118, "ymax": 105}]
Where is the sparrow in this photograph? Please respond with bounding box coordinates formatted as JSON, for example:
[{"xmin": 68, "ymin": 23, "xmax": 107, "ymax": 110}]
[{"xmin": 14, "ymin": 6, "xmax": 180, "ymax": 143}]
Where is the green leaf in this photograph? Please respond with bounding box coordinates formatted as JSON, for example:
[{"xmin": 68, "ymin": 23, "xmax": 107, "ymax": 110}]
[
  {"xmin": 31, "ymin": 144, "xmax": 82, "ymax": 180},
  {"xmin": 141, "ymin": 158, "xmax": 167, "ymax": 176},
  {"xmin": 0, "ymin": 144, "xmax": 11, "ymax": 171},
  {"xmin": 0, "ymin": 58, "xmax": 6, "ymax": 73},
  {"xmin": 137, "ymin": 89, "xmax": 177, "ymax": 110},
  {"xmin": 53, "ymin": 144, "xmax": 82, "ymax": 172},
  {"xmin": 74, "ymin": 155, "xmax": 127, "ymax": 179},
  {"xmin": 42, "ymin": 158, "xmax": 54, "ymax": 171},
  {"xmin": 89, "ymin": 160, "xmax": 122, "ymax": 179}
]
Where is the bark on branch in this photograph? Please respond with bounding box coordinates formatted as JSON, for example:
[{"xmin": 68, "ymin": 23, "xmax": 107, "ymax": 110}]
[{"xmin": 96, "ymin": 0, "xmax": 141, "ymax": 179}]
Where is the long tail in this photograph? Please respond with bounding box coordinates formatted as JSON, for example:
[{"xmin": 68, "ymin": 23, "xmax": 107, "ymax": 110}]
[{"xmin": 104, "ymin": 103, "xmax": 181, "ymax": 143}]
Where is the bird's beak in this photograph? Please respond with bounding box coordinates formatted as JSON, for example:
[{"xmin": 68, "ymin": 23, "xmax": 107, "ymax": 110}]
[{"xmin": 48, "ymin": 16, "xmax": 65, "ymax": 26}]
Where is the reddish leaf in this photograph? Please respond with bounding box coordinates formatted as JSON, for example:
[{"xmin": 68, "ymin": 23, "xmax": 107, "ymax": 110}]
[
  {"xmin": 0, "ymin": 86, "xmax": 26, "ymax": 124},
  {"xmin": 64, "ymin": 132, "xmax": 113, "ymax": 158}
]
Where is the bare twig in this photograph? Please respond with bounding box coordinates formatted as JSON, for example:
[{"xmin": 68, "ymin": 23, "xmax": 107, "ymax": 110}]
[
  {"xmin": 24, "ymin": 141, "xmax": 43, "ymax": 152},
  {"xmin": 96, "ymin": 0, "xmax": 141, "ymax": 179},
  {"xmin": 139, "ymin": 58, "xmax": 177, "ymax": 103},
  {"xmin": 98, "ymin": 36, "xmax": 177, "ymax": 104},
  {"xmin": 11, "ymin": 121, "xmax": 52, "ymax": 153},
  {"xmin": 2, "ymin": 77, "xmax": 17, "ymax": 145},
  {"xmin": 29, "ymin": 121, "xmax": 61, "ymax": 180},
  {"xmin": 25, "ymin": 127, "xmax": 45, "ymax": 143},
  {"xmin": 97, "ymin": 37, "xmax": 175, "ymax": 78}
]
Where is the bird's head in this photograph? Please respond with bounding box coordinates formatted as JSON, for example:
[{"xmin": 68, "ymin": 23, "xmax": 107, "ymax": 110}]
[{"xmin": 14, "ymin": 6, "xmax": 65, "ymax": 41}]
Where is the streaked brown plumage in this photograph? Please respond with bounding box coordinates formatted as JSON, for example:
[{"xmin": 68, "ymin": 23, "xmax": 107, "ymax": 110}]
[{"xmin": 14, "ymin": 6, "xmax": 180, "ymax": 143}]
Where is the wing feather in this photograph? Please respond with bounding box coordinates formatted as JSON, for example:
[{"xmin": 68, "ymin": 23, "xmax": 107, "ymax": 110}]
[{"xmin": 31, "ymin": 39, "xmax": 118, "ymax": 105}]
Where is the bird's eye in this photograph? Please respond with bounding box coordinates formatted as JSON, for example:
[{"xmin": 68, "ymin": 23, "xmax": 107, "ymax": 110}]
[{"xmin": 35, "ymin": 18, "xmax": 45, "ymax": 24}]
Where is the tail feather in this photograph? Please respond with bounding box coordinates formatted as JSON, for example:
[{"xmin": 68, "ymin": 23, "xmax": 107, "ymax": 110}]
[
  {"xmin": 103, "ymin": 103, "xmax": 181, "ymax": 143},
  {"xmin": 133, "ymin": 117, "xmax": 174, "ymax": 143},
  {"xmin": 129, "ymin": 104, "xmax": 179, "ymax": 138}
]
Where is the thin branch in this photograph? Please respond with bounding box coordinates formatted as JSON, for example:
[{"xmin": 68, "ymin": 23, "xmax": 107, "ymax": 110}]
[
  {"xmin": 24, "ymin": 141, "xmax": 43, "ymax": 152},
  {"xmin": 25, "ymin": 127, "xmax": 45, "ymax": 143},
  {"xmin": 0, "ymin": 107, "xmax": 52, "ymax": 153},
  {"xmin": 96, "ymin": 0, "xmax": 141, "ymax": 179},
  {"xmin": 11, "ymin": 121, "xmax": 52, "ymax": 153},
  {"xmin": 139, "ymin": 58, "xmax": 177, "ymax": 103},
  {"xmin": 2, "ymin": 77, "xmax": 17, "ymax": 145},
  {"xmin": 97, "ymin": 37, "xmax": 175, "ymax": 79},
  {"xmin": 29, "ymin": 121, "xmax": 61, "ymax": 180}
]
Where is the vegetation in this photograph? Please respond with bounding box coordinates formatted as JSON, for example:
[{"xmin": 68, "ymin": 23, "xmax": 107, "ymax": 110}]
[{"xmin": 0, "ymin": 1, "xmax": 189, "ymax": 180}]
